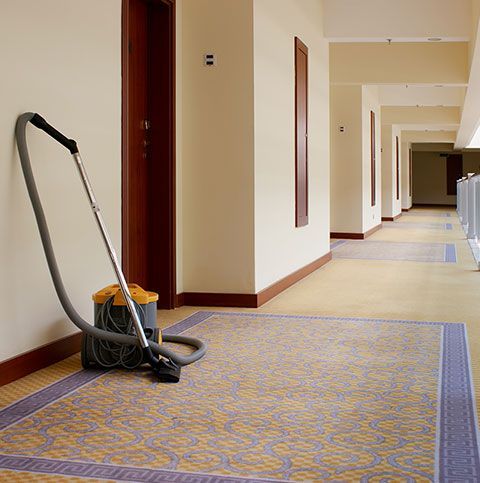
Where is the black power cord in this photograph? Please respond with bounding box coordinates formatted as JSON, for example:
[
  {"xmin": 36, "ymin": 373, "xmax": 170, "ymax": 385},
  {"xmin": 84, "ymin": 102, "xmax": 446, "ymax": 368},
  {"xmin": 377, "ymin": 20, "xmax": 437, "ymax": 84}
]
[{"xmin": 91, "ymin": 296, "xmax": 147, "ymax": 369}]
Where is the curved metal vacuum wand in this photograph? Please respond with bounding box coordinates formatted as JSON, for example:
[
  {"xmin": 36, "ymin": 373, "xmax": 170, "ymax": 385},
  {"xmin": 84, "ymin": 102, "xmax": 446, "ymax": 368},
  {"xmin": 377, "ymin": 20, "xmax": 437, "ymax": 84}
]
[{"xmin": 15, "ymin": 113, "xmax": 206, "ymax": 380}]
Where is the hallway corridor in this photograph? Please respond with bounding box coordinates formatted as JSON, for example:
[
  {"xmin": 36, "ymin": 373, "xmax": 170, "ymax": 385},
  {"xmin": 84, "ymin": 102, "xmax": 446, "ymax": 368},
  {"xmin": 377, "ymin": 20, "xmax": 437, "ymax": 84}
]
[{"xmin": 0, "ymin": 207, "xmax": 478, "ymax": 481}]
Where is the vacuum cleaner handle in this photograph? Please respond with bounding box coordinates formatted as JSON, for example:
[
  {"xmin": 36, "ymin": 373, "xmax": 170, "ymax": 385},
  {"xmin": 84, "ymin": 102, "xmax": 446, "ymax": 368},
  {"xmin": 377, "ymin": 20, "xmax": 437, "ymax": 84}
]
[
  {"xmin": 16, "ymin": 112, "xmax": 206, "ymax": 382},
  {"xmin": 30, "ymin": 114, "xmax": 79, "ymax": 155}
]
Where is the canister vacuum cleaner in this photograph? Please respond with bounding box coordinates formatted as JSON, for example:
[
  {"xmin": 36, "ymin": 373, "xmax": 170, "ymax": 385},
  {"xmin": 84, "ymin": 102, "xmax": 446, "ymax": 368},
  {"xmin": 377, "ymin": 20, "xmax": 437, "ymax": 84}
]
[{"xmin": 15, "ymin": 113, "xmax": 206, "ymax": 382}]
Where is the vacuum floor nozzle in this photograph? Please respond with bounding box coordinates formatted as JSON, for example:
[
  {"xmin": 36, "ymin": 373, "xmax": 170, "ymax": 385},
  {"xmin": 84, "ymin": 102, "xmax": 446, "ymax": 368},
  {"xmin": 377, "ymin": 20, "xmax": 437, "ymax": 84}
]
[{"xmin": 154, "ymin": 359, "xmax": 181, "ymax": 383}]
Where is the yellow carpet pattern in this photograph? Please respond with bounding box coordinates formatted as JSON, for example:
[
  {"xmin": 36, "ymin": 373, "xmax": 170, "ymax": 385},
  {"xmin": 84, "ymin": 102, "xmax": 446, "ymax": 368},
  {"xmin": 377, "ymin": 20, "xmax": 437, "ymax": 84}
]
[
  {"xmin": 0, "ymin": 206, "xmax": 478, "ymax": 482},
  {"xmin": 0, "ymin": 314, "xmax": 448, "ymax": 481}
]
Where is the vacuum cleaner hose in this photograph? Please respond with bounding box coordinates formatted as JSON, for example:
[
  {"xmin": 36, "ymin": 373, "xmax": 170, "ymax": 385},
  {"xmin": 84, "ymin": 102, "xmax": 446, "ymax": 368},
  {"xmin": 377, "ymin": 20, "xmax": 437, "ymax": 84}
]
[{"xmin": 15, "ymin": 113, "xmax": 206, "ymax": 368}]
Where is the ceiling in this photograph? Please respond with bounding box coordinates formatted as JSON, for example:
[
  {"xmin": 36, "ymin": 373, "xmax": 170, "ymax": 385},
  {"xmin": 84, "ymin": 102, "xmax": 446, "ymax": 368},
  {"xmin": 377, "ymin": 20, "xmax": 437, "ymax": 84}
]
[
  {"xmin": 324, "ymin": 0, "xmax": 480, "ymax": 147},
  {"xmin": 323, "ymin": 0, "xmax": 472, "ymax": 43}
]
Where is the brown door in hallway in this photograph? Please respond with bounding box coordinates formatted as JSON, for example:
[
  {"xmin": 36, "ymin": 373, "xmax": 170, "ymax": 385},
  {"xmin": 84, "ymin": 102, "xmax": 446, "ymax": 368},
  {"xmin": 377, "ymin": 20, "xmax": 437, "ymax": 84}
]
[
  {"xmin": 446, "ymin": 154, "xmax": 463, "ymax": 196},
  {"xmin": 295, "ymin": 37, "xmax": 308, "ymax": 227},
  {"xmin": 370, "ymin": 111, "xmax": 376, "ymax": 206},
  {"xmin": 395, "ymin": 136, "xmax": 400, "ymax": 200},
  {"xmin": 409, "ymin": 148, "xmax": 412, "ymax": 197},
  {"xmin": 122, "ymin": 0, "xmax": 176, "ymax": 309}
]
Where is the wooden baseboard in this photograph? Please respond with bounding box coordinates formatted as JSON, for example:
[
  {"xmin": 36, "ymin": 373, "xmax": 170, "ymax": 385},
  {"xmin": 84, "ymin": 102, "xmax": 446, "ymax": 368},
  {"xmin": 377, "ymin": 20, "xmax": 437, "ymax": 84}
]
[
  {"xmin": 330, "ymin": 223, "xmax": 382, "ymax": 240},
  {"xmin": 330, "ymin": 232, "xmax": 363, "ymax": 239},
  {"xmin": 382, "ymin": 213, "xmax": 402, "ymax": 222},
  {"xmin": 364, "ymin": 223, "xmax": 382, "ymax": 238},
  {"xmin": 257, "ymin": 251, "xmax": 332, "ymax": 306},
  {"xmin": 0, "ymin": 332, "xmax": 83, "ymax": 387},
  {"xmin": 175, "ymin": 293, "xmax": 185, "ymax": 308},
  {"xmin": 182, "ymin": 292, "xmax": 257, "ymax": 308},
  {"xmin": 177, "ymin": 251, "xmax": 332, "ymax": 309}
]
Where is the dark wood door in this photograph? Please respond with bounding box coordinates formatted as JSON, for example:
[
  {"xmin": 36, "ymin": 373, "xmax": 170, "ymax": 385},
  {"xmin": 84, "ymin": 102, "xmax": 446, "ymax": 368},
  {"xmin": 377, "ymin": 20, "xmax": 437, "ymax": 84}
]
[
  {"xmin": 446, "ymin": 154, "xmax": 463, "ymax": 196},
  {"xmin": 396, "ymin": 136, "xmax": 400, "ymax": 200},
  {"xmin": 409, "ymin": 148, "xmax": 412, "ymax": 197},
  {"xmin": 122, "ymin": 0, "xmax": 176, "ymax": 309},
  {"xmin": 123, "ymin": 0, "xmax": 148, "ymax": 288},
  {"xmin": 295, "ymin": 37, "xmax": 308, "ymax": 227}
]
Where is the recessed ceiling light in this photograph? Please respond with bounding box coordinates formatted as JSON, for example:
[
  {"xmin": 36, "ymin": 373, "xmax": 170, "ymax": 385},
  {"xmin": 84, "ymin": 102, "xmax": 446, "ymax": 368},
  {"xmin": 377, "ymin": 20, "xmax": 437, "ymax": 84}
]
[{"xmin": 428, "ymin": 37, "xmax": 442, "ymax": 42}]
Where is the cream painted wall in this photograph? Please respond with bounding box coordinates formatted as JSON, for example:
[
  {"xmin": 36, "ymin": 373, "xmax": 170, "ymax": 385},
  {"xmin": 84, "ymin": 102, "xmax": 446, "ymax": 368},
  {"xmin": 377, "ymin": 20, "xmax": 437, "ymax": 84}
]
[
  {"xmin": 403, "ymin": 131, "xmax": 457, "ymax": 143},
  {"xmin": 412, "ymin": 152, "xmax": 456, "ymax": 205},
  {"xmin": 412, "ymin": 143, "xmax": 455, "ymax": 152},
  {"xmin": 361, "ymin": 86, "xmax": 382, "ymax": 231},
  {"xmin": 330, "ymin": 86, "xmax": 363, "ymax": 234},
  {"xmin": 181, "ymin": 0, "xmax": 255, "ymax": 293},
  {"xmin": 381, "ymin": 126, "xmax": 393, "ymax": 216},
  {"xmin": 331, "ymin": 42, "xmax": 469, "ymax": 86},
  {"xmin": 330, "ymin": 85, "xmax": 381, "ymax": 235},
  {"xmin": 401, "ymin": 141, "xmax": 412, "ymax": 210},
  {"xmin": 330, "ymin": 85, "xmax": 382, "ymax": 233},
  {"xmin": 378, "ymin": 86, "xmax": 465, "ymax": 107},
  {"xmin": 0, "ymin": 0, "xmax": 121, "ymax": 362},
  {"xmin": 382, "ymin": 106, "xmax": 461, "ymax": 126},
  {"xmin": 323, "ymin": 0, "xmax": 471, "ymax": 42},
  {"xmin": 381, "ymin": 125, "xmax": 402, "ymax": 218},
  {"xmin": 392, "ymin": 126, "xmax": 403, "ymax": 216},
  {"xmin": 253, "ymin": 0, "xmax": 330, "ymax": 291}
]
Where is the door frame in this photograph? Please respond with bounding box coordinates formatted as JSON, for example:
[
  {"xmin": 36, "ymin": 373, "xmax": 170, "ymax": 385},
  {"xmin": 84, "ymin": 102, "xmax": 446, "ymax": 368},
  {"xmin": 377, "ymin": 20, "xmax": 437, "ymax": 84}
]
[{"xmin": 121, "ymin": 0, "xmax": 177, "ymax": 308}]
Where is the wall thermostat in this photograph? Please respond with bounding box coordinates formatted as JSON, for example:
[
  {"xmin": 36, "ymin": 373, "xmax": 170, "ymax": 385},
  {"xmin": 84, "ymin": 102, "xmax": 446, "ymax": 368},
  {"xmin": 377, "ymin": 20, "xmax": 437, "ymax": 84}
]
[{"xmin": 204, "ymin": 53, "xmax": 216, "ymax": 67}]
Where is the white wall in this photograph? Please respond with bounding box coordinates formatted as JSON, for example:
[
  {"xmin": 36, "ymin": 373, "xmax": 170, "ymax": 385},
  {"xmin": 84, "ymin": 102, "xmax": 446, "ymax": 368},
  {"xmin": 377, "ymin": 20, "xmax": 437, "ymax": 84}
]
[
  {"xmin": 330, "ymin": 85, "xmax": 363, "ymax": 234},
  {"xmin": 181, "ymin": 0, "xmax": 255, "ymax": 293},
  {"xmin": 381, "ymin": 125, "xmax": 392, "ymax": 216},
  {"xmin": 469, "ymin": 0, "xmax": 480, "ymax": 67},
  {"xmin": 254, "ymin": 0, "xmax": 330, "ymax": 291},
  {"xmin": 392, "ymin": 126, "xmax": 403, "ymax": 216},
  {"xmin": 361, "ymin": 86, "xmax": 382, "ymax": 231},
  {"xmin": 0, "ymin": 0, "xmax": 121, "ymax": 362},
  {"xmin": 457, "ymin": 10, "xmax": 480, "ymax": 149}
]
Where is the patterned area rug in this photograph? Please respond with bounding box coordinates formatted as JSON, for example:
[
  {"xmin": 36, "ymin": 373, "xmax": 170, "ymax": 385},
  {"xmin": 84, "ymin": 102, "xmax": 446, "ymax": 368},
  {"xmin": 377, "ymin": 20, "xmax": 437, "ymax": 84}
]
[
  {"xmin": 331, "ymin": 240, "xmax": 457, "ymax": 263},
  {"xmin": 0, "ymin": 312, "xmax": 478, "ymax": 482},
  {"xmin": 383, "ymin": 221, "xmax": 453, "ymax": 231}
]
